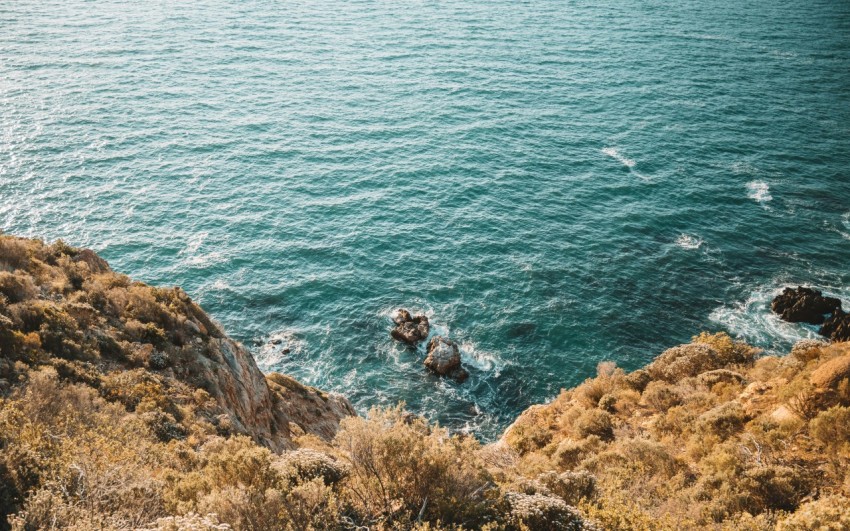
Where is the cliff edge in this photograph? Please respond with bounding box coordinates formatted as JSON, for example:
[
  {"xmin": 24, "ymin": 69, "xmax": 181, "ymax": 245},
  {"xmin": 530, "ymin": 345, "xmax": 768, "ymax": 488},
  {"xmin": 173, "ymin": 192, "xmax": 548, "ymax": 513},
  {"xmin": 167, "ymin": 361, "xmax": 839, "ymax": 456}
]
[{"xmin": 0, "ymin": 235, "xmax": 354, "ymax": 454}]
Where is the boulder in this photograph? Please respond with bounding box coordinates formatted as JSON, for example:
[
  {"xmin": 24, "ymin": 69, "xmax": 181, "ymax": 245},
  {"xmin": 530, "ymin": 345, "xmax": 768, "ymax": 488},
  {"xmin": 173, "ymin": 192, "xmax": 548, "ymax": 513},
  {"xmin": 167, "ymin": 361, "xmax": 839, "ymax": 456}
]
[
  {"xmin": 810, "ymin": 354, "xmax": 850, "ymax": 389},
  {"xmin": 424, "ymin": 336, "xmax": 467, "ymax": 381},
  {"xmin": 771, "ymin": 286, "xmax": 841, "ymax": 325},
  {"xmin": 819, "ymin": 309, "xmax": 850, "ymax": 342},
  {"xmin": 390, "ymin": 309, "xmax": 430, "ymax": 344}
]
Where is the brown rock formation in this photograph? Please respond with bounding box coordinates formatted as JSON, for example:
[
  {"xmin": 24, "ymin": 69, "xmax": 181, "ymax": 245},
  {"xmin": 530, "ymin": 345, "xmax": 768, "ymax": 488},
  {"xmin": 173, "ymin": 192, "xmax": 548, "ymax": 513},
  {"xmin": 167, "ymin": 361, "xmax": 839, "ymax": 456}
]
[
  {"xmin": 391, "ymin": 309, "xmax": 430, "ymax": 344},
  {"xmin": 0, "ymin": 235, "xmax": 353, "ymax": 452},
  {"xmin": 771, "ymin": 286, "xmax": 841, "ymax": 324}
]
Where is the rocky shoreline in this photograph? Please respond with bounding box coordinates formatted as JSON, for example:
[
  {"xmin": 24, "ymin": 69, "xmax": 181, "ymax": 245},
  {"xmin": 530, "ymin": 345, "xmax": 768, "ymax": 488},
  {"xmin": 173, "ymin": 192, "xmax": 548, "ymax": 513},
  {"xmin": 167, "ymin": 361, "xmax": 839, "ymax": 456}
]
[
  {"xmin": 1, "ymin": 235, "xmax": 849, "ymax": 530},
  {"xmin": 771, "ymin": 286, "xmax": 850, "ymax": 342}
]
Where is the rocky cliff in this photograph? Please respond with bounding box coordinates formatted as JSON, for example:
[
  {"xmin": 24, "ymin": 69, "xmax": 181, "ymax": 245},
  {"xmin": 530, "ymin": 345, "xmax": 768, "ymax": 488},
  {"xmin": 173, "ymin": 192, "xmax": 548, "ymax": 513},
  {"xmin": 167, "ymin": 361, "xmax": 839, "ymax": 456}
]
[
  {"xmin": 1, "ymin": 235, "xmax": 849, "ymax": 530},
  {"xmin": 0, "ymin": 234, "xmax": 353, "ymax": 453}
]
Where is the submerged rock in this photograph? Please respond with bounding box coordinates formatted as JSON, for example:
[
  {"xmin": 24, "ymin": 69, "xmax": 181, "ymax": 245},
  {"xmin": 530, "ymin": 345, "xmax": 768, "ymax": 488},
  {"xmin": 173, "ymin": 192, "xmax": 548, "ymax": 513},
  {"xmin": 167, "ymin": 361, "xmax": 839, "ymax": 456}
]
[
  {"xmin": 390, "ymin": 309, "xmax": 430, "ymax": 344},
  {"xmin": 771, "ymin": 286, "xmax": 841, "ymax": 325}
]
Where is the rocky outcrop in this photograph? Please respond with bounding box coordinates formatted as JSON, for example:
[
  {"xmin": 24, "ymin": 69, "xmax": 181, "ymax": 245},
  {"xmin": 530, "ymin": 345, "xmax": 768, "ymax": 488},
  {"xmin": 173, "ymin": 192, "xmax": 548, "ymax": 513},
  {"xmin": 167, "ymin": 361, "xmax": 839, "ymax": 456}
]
[
  {"xmin": 771, "ymin": 286, "xmax": 841, "ymax": 324},
  {"xmin": 424, "ymin": 336, "xmax": 468, "ymax": 382},
  {"xmin": 390, "ymin": 309, "xmax": 430, "ymax": 344},
  {"xmin": 0, "ymin": 235, "xmax": 353, "ymax": 453},
  {"xmin": 194, "ymin": 335, "xmax": 354, "ymax": 451},
  {"xmin": 771, "ymin": 286, "xmax": 850, "ymax": 342},
  {"xmin": 820, "ymin": 309, "xmax": 850, "ymax": 342}
]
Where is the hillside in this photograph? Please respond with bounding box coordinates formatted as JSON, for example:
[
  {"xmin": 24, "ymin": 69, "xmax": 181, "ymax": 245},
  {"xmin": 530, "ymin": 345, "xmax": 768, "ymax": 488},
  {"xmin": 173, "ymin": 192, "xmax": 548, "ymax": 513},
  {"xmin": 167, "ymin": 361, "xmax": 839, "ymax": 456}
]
[{"xmin": 1, "ymin": 235, "xmax": 849, "ymax": 530}]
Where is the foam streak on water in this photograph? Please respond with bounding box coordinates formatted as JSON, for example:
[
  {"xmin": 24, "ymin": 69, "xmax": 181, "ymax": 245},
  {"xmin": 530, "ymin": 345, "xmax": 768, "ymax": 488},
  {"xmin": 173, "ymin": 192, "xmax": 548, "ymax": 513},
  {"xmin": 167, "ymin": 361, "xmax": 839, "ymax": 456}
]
[{"xmin": 2, "ymin": 0, "xmax": 850, "ymax": 439}]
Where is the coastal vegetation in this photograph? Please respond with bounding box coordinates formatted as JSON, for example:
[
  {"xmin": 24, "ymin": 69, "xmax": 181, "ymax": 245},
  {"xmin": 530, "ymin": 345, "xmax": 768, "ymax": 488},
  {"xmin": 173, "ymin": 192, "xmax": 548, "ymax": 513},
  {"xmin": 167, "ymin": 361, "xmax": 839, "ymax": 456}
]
[{"xmin": 1, "ymin": 235, "xmax": 849, "ymax": 529}]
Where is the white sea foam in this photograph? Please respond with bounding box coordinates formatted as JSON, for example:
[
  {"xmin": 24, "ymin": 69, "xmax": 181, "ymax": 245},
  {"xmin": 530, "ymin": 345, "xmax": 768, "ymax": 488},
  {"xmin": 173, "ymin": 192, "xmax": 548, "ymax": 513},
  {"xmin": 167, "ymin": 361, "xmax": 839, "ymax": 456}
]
[
  {"xmin": 675, "ymin": 234, "xmax": 703, "ymax": 250},
  {"xmin": 708, "ymin": 284, "xmax": 847, "ymax": 352},
  {"xmin": 256, "ymin": 330, "xmax": 306, "ymax": 371},
  {"xmin": 746, "ymin": 180, "xmax": 772, "ymax": 203},
  {"xmin": 602, "ymin": 147, "xmax": 636, "ymax": 168},
  {"xmin": 459, "ymin": 340, "xmax": 504, "ymax": 376}
]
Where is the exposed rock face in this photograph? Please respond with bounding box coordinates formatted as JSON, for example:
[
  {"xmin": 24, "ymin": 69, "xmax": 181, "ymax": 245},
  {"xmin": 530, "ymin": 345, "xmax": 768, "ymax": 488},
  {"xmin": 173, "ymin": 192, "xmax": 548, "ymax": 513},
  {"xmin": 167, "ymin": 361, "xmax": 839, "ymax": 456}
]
[
  {"xmin": 424, "ymin": 335, "xmax": 468, "ymax": 381},
  {"xmin": 0, "ymin": 235, "xmax": 354, "ymax": 453},
  {"xmin": 820, "ymin": 309, "xmax": 850, "ymax": 342},
  {"xmin": 771, "ymin": 286, "xmax": 842, "ymax": 325},
  {"xmin": 425, "ymin": 336, "xmax": 460, "ymax": 374},
  {"xmin": 391, "ymin": 309, "xmax": 430, "ymax": 344},
  {"xmin": 197, "ymin": 336, "xmax": 355, "ymax": 450}
]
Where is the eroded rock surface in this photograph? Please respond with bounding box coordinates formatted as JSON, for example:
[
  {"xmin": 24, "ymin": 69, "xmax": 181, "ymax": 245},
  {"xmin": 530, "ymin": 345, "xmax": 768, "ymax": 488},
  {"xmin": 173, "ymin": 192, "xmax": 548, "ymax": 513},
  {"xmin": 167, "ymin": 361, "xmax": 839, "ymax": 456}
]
[
  {"xmin": 424, "ymin": 335, "xmax": 469, "ymax": 381},
  {"xmin": 390, "ymin": 309, "xmax": 430, "ymax": 344},
  {"xmin": 771, "ymin": 286, "xmax": 841, "ymax": 324},
  {"xmin": 820, "ymin": 309, "xmax": 850, "ymax": 342}
]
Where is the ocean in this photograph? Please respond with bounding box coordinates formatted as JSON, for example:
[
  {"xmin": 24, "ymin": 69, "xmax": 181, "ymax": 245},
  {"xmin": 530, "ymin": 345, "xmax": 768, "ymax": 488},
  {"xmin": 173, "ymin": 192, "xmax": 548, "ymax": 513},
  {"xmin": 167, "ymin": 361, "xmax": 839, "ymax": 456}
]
[{"xmin": 2, "ymin": 0, "xmax": 849, "ymax": 439}]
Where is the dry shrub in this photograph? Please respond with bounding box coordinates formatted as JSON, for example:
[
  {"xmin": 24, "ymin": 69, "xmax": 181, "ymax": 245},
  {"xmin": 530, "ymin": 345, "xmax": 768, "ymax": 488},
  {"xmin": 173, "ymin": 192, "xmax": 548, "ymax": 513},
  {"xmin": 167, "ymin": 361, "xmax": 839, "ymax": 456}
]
[
  {"xmin": 537, "ymin": 471, "xmax": 597, "ymax": 505},
  {"xmin": 697, "ymin": 369, "xmax": 746, "ymax": 388},
  {"xmin": 503, "ymin": 492, "xmax": 591, "ymax": 530},
  {"xmin": 553, "ymin": 436, "xmax": 603, "ymax": 471},
  {"xmin": 790, "ymin": 339, "xmax": 828, "ymax": 363},
  {"xmin": 102, "ymin": 369, "xmax": 170, "ymax": 412},
  {"xmin": 579, "ymin": 491, "xmax": 690, "ymax": 531},
  {"xmin": 642, "ymin": 381, "xmax": 682, "ymax": 411},
  {"xmin": 810, "ymin": 354, "xmax": 850, "ymax": 390},
  {"xmin": 275, "ymin": 448, "xmax": 348, "ymax": 486},
  {"xmin": 809, "ymin": 405, "xmax": 850, "ymax": 451},
  {"xmin": 582, "ymin": 438, "xmax": 683, "ymax": 481},
  {"xmin": 10, "ymin": 301, "xmax": 89, "ymax": 361},
  {"xmin": 1, "ymin": 369, "xmax": 168, "ymax": 529},
  {"xmin": 505, "ymin": 406, "xmax": 555, "ymax": 455},
  {"xmin": 143, "ymin": 512, "xmax": 232, "ymax": 530},
  {"xmin": 597, "ymin": 394, "xmax": 616, "ymax": 413},
  {"xmin": 739, "ymin": 465, "xmax": 811, "ymax": 513},
  {"xmin": 0, "ymin": 272, "xmax": 37, "ymax": 304},
  {"xmin": 573, "ymin": 409, "xmax": 614, "ymax": 442},
  {"xmin": 164, "ymin": 436, "xmax": 342, "ymax": 530},
  {"xmin": 0, "ymin": 237, "xmax": 32, "ymax": 272},
  {"xmin": 697, "ymin": 402, "xmax": 746, "ymax": 440},
  {"xmin": 650, "ymin": 333, "xmax": 758, "ymax": 382},
  {"xmin": 788, "ymin": 389, "xmax": 827, "ymax": 420},
  {"xmin": 692, "ymin": 332, "xmax": 760, "ymax": 363},
  {"xmin": 334, "ymin": 406, "xmax": 496, "ymax": 526},
  {"xmin": 623, "ymin": 369, "xmax": 651, "ymax": 393},
  {"xmin": 776, "ymin": 494, "xmax": 850, "ymax": 530}
]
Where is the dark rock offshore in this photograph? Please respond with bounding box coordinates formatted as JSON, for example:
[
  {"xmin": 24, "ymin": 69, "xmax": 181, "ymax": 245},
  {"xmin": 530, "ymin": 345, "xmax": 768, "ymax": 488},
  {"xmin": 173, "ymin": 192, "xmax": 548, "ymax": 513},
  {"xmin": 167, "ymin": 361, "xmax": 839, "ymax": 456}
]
[
  {"xmin": 771, "ymin": 286, "xmax": 842, "ymax": 325},
  {"xmin": 390, "ymin": 309, "xmax": 430, "ymax": 344},
  {"xmin": 820, "ymin": 309, "xmax": 850, "ymax": 342},
  {"xmin": 425, "ymin": 335, "xmax": 469, "ymax": 382}
]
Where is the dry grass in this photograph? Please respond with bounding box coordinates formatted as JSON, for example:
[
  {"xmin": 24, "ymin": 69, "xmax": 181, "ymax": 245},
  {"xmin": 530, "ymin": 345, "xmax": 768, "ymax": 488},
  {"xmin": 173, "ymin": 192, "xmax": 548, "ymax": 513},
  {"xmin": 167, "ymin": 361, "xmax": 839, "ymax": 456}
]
[{"xmin": 2, "ymin": 235, "xmax": 849, "ymax": 530}]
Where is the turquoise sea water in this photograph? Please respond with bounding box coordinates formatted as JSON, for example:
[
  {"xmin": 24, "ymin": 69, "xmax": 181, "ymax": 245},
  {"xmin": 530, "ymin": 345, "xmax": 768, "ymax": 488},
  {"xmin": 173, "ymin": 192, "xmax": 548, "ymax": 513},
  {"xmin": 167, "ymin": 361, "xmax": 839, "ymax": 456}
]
[{"xmin": 2, "ymin": 0, "xmax": 849, "ymax": 438}]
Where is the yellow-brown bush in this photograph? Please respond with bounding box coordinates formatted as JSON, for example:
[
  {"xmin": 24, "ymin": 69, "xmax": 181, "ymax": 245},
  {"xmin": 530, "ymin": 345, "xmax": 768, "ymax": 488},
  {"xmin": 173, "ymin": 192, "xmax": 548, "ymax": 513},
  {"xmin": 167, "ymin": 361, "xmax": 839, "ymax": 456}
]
[{"xmin": 2, "ymin": 236, "xmax": 849, "ymax": 530}]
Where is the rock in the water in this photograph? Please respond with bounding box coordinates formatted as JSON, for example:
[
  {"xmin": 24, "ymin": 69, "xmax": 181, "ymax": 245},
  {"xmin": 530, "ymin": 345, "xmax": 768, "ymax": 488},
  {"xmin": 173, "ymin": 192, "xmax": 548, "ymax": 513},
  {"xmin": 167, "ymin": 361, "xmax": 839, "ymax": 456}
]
[
  {"xmin": 391, "ymin": 309, "xmax": 430, "ymax": 344},
  {"xmin": 424, "ymin": 336, "xmax": 461, "ymax": 375},
  {"xmin": 451, "ymin": 367, "xmax": 470, "ymax": 383},
  {"xmin": 820, "ymin": 309, "xmax": 850, "ymax": 342},
  {"xmin": 771, "ymin": 286, "xmax": 842, "ymax": 325}
]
